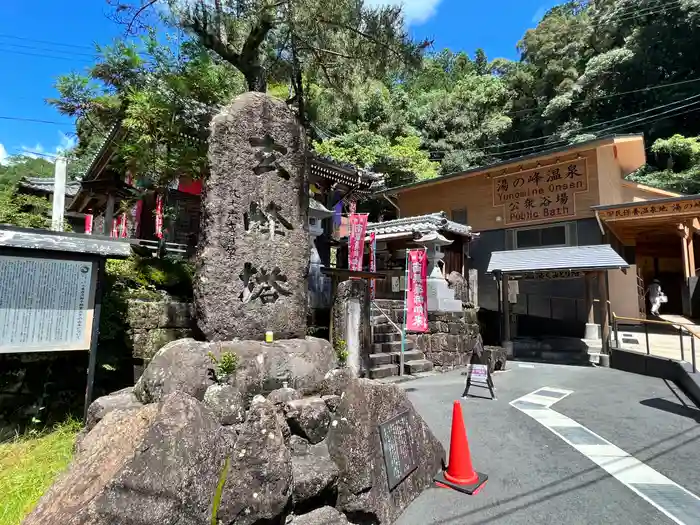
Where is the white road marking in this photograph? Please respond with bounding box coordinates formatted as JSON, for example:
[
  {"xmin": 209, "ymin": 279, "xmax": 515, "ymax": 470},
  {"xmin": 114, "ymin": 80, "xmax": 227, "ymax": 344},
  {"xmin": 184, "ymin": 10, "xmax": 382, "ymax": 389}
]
[
  {"xmin": 518, "ymin": 363, "xmax": 536, "ymax": 368},
  {"xmin": 511, "ymin": 387, "xmax": 700, "ymax": 525}
]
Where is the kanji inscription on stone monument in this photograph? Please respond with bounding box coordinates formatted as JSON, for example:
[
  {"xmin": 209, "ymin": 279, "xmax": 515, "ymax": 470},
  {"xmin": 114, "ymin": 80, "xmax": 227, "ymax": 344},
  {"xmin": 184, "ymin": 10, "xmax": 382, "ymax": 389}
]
[{"xmin": 195, "ymin": 92, "xmax": 309, "ymax": 341}]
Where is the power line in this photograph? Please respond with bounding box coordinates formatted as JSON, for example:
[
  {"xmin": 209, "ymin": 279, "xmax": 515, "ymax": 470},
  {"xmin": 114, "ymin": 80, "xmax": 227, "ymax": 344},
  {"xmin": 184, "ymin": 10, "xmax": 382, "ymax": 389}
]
[
  {"xmin": 428, "ymin": 92, "xmax": 700, "ymax": 156},
  {"xmin": 494, "ymin": 100, "xmax": 700, "ymax": 162},
  {"xmin": 0, "ymin": 116, "xmax": 74, "ymax": 126},
  {"xmin": 0, "ymin": 33, "xmax": 95, "ymax": 51},
  {"xmin": 0, "ymin": 47, "xmax": 93, "ymax": 63},
  {"xmin": 508, "ymin": 77, "xmax": 700, "ymax": 118},
  {"xmin": 0, "ymin": 42, "xmax": 97, "ymax": 58}
]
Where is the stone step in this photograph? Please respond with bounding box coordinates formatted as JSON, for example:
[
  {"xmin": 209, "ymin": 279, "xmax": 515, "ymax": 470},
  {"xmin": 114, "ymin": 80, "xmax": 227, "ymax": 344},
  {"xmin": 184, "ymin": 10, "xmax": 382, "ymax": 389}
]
[
  {"xmin": 369, "ymin": 350, "xmax": 425, "ymax": 367},
  {"xmin": 372, "ymin": 332, "xmax": 402, "ymax": 343},
  {"xmin": 371, "ymin": 323, "xmax": 399, "ymax": 334},
  {"xmin": 369, "ymin": 353, "xmax": 394, "ymax": 367},
  {"xmin": 404, "ymin": 359, "xmax": 434, "ymax": 374},
  {"xmin": 373, "ymin": 340, "xmax": 415, "ymax": 353},
  {"xmin": 368, "ymin": 364, "xmax": 400, "ymax": 379}
]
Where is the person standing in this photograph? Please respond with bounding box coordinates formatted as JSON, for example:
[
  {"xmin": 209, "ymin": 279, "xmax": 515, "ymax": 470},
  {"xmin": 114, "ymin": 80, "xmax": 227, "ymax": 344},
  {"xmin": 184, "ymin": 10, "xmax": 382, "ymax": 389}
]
[{"xmin": 646, "ymin": 278, "xmax": 664, "ymax": 316}]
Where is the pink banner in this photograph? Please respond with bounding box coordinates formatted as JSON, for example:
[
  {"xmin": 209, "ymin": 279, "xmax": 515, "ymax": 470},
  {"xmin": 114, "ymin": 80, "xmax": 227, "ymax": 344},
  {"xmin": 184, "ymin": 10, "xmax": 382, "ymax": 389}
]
[
  {"xmin": 110, "ymin": 219, "xmax": 118, "ymax": 239},
  {"xmin": 84, "ymin": 214, "xmax": 93, "ymax": 235},
  {"xmin": 348, "ymin": 213, "xmax": 368, "ymax": 271},
  {"xmin": 406, "ymin": 249, "xmax": 428, "ymax": 332},
  {"xmin": 369, "ymin": 231, "xmax": 376, "ymax": 299},
  {"xmin": 349, "ymin": 200, "xmax": 357, "ymax": 214},
  {"xmin": 155, "ymin": 194, "xmax": 164, "ymax": 239}
]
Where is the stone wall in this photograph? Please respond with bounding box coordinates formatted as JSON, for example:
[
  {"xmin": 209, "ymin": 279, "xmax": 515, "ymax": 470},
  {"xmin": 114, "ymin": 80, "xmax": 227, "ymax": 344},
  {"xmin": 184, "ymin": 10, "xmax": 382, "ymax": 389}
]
[
  {"xmin": 373, "ymin": 299, "xmax": 507, "ymax": 373},
  {"xmin": 126, "ymin": 300, "xmax": 195, "ymax": 380}
]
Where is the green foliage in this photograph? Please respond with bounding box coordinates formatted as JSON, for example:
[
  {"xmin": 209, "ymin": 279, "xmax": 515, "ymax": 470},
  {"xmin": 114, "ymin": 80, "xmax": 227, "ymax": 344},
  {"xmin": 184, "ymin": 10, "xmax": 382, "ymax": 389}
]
[
  {"xmin": 207, "ymin": 351, "xmax": 239, "ymax": 383},
  {"xmin": 211, "ymin": 456, "xmax": 231, "ymax": 525},
  {"xmin": 334, "ymin": 339, "xmax": 349, "ymax": 365},
  {"xmin": 629, "ymin": 135, "xmax": 700, "ymax": 194},
  {"xmin": 0, "ymin": 190, "xmax": 52, "ymax": 229},
  {"xmin": 0, "ymin": 418, "xmax": 80, "ymax": 524},
  {"xmin": 314, "ymin": 131, "xmax": 437, "ymax": 186}
]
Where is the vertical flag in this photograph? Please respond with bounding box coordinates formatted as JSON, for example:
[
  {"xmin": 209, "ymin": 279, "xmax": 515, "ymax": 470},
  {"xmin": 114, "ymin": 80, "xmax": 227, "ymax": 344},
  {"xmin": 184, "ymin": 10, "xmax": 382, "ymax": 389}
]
[
  {"xmin": 84, "ymin": 213, "xmax": 93, "ymax": 235},
  {"xmin": 155, "ymin": 194, "xmax": 164, "ymax": 239},
  {"xmin": 110, "ymin": 218, "xmax": 118, "ymax": 239},
  {"xmin": 118, "ymin": 213, "xmax": 128, "ymax": 238},
  {"xmin": 406, "ymin": 249, "xmax": 428, "ymax": 332},
  {"xmin": 349, "ymin": 200, "xmax": 357, "ymax": 214},
  {"xmin": 348, "ymin": 213, "xmax": 368, "ymax": 271},
  {"xmin": 369, "ymin": 231, "xmax": 377, "ymax": 299}
]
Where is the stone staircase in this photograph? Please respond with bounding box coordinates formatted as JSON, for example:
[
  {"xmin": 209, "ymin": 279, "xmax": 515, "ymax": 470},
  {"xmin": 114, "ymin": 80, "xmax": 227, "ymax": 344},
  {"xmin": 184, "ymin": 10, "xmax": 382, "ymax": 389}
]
[{"xmin": 368, "ymin": 300, "xmax": 434, "ymax": 379}]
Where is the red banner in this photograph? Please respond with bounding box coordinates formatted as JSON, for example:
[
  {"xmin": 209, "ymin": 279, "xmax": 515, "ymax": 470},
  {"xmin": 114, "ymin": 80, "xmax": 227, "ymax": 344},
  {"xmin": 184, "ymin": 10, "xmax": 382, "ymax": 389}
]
[
  {"xmin": 348, "ymin": 213, "xmax": 368, "ymax": 271},
  {"xmin": 155, "ymin": 194, "xmax": 164, "ymax": 239},
  {"xmin": 118, "ymin": 214, "xmax": 128, "ymax": 238},
  {"xmin": 369, "ymin": 231, "xmax": 376, "ymax": 299},
  {"xmin": 84, "ymin": 214, "xmax": 93, "ymax": 235},
  {"xmin": 349, "ymin": 200, "xmax": 357, "ymax": 214},
  {"xmin": 110, "ymin": 219, "xmax": 118, "ymax": 239},
  {"xmin": 406, "ymin": 249, "xmax": 428, "ymax": 332}
]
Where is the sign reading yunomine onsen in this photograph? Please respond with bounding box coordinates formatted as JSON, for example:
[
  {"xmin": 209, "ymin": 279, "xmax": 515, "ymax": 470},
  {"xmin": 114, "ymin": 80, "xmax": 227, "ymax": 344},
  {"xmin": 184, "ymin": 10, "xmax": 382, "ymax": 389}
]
[
  {"xmin": 0, "ymin": 255, "xmax": 96, "ymax": 354},
  {"xmin": 493, "ymin": 158, "xmax": 588, "ymax": 225}
]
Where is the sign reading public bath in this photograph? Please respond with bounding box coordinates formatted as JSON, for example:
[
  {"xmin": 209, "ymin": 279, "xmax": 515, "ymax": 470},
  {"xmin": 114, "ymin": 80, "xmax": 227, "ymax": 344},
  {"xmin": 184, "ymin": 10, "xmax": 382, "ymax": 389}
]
[{"xmin": 493, "ymin": 159, "xmax": 588, "ymax": 225}]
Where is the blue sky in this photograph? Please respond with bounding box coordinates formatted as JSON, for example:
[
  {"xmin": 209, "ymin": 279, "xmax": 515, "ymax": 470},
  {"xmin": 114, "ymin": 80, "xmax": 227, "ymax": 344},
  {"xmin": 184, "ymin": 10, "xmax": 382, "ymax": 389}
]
[{"xmin": 0, "ymin": 0, "xmax": 559, "ymax": 166}]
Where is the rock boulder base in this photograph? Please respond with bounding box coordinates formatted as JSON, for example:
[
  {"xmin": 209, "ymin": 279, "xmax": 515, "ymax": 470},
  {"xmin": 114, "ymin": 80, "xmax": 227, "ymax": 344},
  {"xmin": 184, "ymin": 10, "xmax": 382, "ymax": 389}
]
[
  {"xmin": 24, "ymin": 393, "xmax": 229, "ymax": 525},
  {"xmin": 327, "ymin": 379, "xmax": 446, "ymax": 525}
]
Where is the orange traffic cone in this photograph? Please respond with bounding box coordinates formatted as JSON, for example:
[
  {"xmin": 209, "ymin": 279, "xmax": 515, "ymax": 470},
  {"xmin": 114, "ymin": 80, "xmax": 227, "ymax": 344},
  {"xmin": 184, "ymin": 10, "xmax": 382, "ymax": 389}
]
[{"xmin": 434, "ymin": 400, "xmax": 488, "ymax": 495}]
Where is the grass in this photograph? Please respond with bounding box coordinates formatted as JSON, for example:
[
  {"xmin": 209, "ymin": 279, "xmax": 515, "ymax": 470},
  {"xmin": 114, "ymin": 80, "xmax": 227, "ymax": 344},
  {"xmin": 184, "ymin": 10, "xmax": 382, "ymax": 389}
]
[{"xmin": 0, "ymin": 419, "xmax": 81, "ymax": 525}]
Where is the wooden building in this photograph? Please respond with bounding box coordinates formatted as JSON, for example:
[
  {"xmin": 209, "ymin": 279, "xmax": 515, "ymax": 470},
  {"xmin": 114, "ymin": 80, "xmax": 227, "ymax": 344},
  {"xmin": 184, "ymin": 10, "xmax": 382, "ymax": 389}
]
[{"xmin": 380, "ymin": 134, "xmax": 700, "ymax": 341}]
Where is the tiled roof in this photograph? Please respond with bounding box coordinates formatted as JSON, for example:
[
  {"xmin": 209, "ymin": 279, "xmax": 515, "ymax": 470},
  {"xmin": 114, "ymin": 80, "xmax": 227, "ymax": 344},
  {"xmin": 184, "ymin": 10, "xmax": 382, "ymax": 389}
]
[
  {"xmin": 309, "ymin": 198, "xmax": 333, "ymax": 217},
  {"xmin": 19, "ymin": 177, "xmax": 81, "ymax": 198},
  {"xmin": 487, "ymin": 244, "xmax": 629, "ymax": 274},
  {"xmin": 365, "ymin": 212, "xmax": 472, "ymax": 237}
]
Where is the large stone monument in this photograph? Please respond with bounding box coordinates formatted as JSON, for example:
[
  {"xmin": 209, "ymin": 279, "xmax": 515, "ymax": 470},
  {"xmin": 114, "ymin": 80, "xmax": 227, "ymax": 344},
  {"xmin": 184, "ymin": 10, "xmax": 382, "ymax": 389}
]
[{"xmin": 195, "ymin": 92, "xmax": 309, "ymax": 341}]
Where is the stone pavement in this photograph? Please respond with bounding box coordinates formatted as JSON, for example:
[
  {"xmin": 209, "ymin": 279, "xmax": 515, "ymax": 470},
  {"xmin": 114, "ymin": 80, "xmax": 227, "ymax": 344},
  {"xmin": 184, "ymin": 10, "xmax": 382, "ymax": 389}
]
[{"xmin": 394, "ymin": 362, "xmax": 700, "ymax": 524}]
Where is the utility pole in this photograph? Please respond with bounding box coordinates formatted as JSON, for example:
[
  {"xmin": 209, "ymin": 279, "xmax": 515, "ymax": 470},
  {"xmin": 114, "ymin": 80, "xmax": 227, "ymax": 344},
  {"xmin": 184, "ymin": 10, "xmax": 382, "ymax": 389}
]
[{"xmin": 51, "ymin": 157, "xmax": 67, "ymax": 231}]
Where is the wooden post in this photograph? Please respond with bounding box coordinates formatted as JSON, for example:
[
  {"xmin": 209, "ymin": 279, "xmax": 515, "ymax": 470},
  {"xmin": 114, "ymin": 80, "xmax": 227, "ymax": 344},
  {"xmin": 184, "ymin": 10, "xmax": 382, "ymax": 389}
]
[
  {"xmin": 501, "ymin": 272, "xmax": 511, "ymax": 344},
  {"xmin": 103, "ymin": 194, "xmax": 116, "ymax": 236},
  {"xmin": 688, "ymin": 234, "xmax": 696, "ymax": 277},
  {"xmin": 598, "ymin": 271, "xmax": 610, "ymax": 354}
]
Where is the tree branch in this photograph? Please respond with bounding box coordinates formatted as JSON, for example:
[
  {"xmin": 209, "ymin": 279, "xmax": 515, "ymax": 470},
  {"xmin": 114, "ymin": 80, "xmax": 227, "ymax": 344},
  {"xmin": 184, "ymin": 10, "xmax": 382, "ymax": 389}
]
[
  {"xmin": 317, "ymin": 17, "xmax": 405, "ymax": 61},
  {"xmin": 126, "ymin": 0, "xmax": 159, "ymax": 34}
]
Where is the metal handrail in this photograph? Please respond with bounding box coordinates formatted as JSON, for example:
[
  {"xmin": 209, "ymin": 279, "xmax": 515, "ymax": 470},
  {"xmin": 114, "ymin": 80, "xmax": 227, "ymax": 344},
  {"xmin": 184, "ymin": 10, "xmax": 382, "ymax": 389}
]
[
  {"xmin": 371, "ymin": 301, "xmax": 403, "ymax": 336},
  {"xmin": 371, "ymin": 301, "xmax": 405, "ymax": 377},
  {"xmin": 612, "ymin": 312, "xmax": 697, "ymax": 373}
]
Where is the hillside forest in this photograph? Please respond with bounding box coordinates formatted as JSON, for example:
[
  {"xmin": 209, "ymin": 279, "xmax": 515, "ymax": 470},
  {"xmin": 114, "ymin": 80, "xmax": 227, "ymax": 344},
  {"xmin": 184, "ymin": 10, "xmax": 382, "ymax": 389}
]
[{"xmin": 5, "ymin": 0, "xmax": 700, "ymax": 224}]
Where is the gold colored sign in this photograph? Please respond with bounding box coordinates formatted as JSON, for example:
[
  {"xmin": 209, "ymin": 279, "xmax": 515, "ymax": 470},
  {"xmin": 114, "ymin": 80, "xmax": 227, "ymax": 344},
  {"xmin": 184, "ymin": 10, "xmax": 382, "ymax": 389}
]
[
  {"xmin": 599, "ymin": 199, "xmax": 700, "ymax": 220},
  {"xmin": 493, "ymin": 159, "xmax": 588, "ymax": 225}
]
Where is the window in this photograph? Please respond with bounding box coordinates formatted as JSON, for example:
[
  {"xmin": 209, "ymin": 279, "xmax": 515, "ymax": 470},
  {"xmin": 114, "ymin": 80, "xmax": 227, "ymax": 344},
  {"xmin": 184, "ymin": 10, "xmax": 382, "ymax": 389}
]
[
  {"xmin": 514, "ymin": 223, "xmax": 569, "ymax": 249},
  {"xmin": 451, "ymin": 208, "xmax": 468, "ymax": 225}
]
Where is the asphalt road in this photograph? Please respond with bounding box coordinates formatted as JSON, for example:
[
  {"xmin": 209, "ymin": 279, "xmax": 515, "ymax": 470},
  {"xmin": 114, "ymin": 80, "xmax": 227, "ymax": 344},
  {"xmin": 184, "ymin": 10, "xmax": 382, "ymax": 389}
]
[{"xmin": 395, "ymin": 362, "xmax": 700, "ymax": 525}]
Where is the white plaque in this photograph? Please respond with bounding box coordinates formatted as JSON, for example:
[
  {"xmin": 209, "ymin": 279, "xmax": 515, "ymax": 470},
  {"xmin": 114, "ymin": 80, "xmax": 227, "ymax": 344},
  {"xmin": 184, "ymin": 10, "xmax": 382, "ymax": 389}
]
[
  {"xmin": 0, "ymin": 255, "xmax": 95, "ymax": 353},
  {"xmin": 392, "ymin": 276, "xmax": 400, "ymax": 292}
]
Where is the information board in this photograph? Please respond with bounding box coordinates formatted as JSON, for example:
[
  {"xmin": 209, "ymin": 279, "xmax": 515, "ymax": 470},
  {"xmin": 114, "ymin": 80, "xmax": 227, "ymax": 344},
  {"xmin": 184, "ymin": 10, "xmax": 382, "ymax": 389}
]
[
  {"xmin": 0, "ymin": 255, "xmax": 96, "ymax": 353},
  {"xmin": 467, "ymin": 364, "xmax": 489, "ymax": 384},
  {"xmin": 378, "ymin": 410, "xmax": 418, "ymax": 490}
]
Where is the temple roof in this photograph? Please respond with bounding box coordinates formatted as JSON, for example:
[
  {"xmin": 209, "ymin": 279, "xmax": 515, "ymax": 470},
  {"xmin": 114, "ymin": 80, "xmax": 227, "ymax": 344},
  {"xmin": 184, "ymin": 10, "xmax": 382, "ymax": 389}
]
[
  {"xmin": 18, "ymin": 177, "xmax": 81, "ymax": 198},
  {"xmin": 365, "ymin": 212, "xmax": 472, "ymax": 238}
]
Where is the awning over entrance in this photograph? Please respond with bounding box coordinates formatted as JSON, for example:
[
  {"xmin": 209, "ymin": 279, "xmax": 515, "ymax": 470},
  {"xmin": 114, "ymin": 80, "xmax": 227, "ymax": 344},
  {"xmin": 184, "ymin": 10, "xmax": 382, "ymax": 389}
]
[
  {"xmin": 593, "ymin": 194, "xmax": 700, "ymax": 246},
  {"xmin": 487, "ymin": 244, "xmax": 629, "ymax": 278}
]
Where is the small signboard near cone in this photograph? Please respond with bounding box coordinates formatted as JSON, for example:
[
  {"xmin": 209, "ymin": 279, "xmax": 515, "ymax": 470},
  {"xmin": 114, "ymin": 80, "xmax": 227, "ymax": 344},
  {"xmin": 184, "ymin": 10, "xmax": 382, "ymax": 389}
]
[
  {"xmin": 434, "ymin": 400, "xmax": 488, "ymax": 495},
  {"xmin": 462, "ymin": 364, "xmax": 496, "ymax": 400}
]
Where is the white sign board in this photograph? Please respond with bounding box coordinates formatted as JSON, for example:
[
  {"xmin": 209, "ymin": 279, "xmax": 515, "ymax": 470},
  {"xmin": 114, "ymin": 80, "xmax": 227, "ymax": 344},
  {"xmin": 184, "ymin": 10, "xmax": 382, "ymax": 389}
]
[
  {"xmin": 467, "ymin": 364, "xmax": 489, "ymax": 384},
  {"xmin": 0, "ymin": 255, "xmax": 95, "ymax": 354}
]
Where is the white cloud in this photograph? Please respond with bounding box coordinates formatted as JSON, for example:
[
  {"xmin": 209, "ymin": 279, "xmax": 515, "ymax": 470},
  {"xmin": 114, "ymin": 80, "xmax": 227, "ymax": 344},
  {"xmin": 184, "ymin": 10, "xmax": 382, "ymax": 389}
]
[
  {"xmin": 20, "ymin": 132, "xmax": 77, "ymax": 162},
  {"xmin": 0, "ymin": 143, "xmax": 8, "ymax": 166},
  {"xmin": 364, "ymin": 0, "xmax": 443, "ymax": 25}
]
